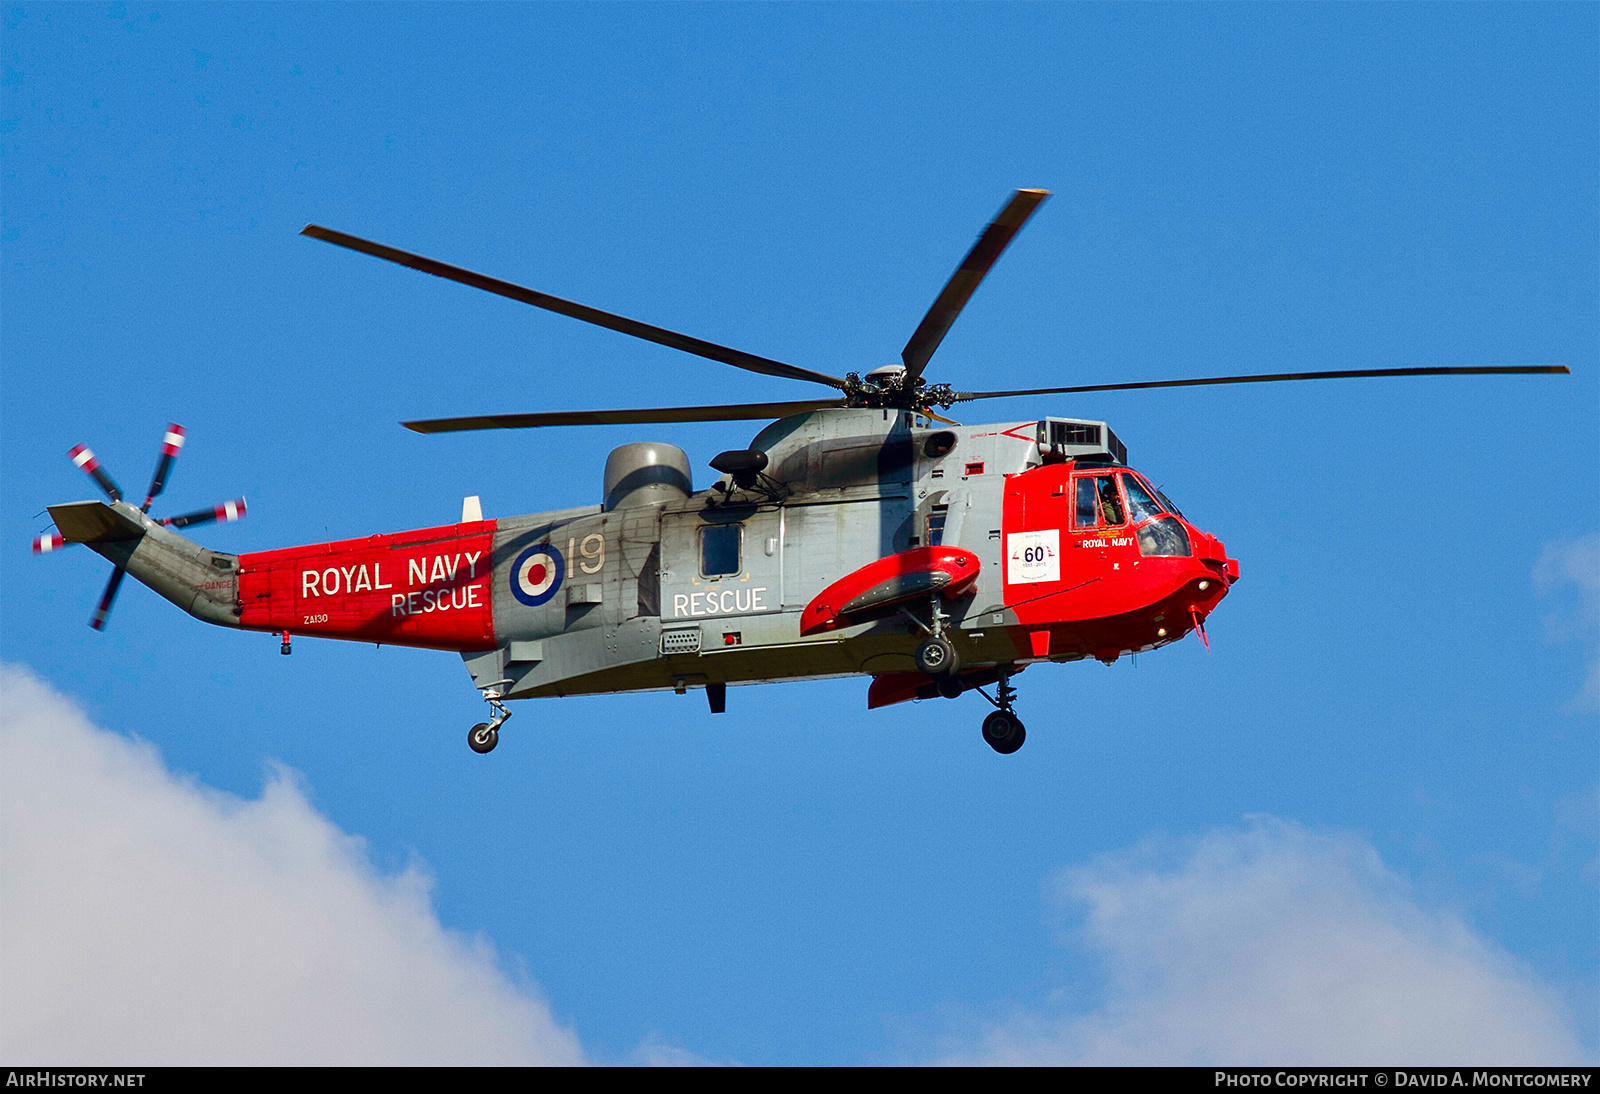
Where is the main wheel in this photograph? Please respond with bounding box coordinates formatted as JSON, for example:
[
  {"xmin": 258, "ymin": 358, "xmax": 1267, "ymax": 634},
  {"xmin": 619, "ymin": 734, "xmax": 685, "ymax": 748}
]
[
  {"xmin": 982, "ymin": 710, "xmax": 1026, "ymax": 754},
  {"xmin": 937, "ymin": 675, "xmax": 964, "ymax": 699},
  {"xmin": 468, "ymin": 722, "xmax": 499, "ymax": 754},
  {"xmin": 915, "ymin": 636, "xmax": 960, "ymax": 677}
]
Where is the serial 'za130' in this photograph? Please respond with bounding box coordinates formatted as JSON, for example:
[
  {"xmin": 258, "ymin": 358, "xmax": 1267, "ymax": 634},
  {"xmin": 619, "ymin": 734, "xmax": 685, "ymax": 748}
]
[{"xmin": 35, "ymin": 190, "xmax": 1565, "ymax": 754}]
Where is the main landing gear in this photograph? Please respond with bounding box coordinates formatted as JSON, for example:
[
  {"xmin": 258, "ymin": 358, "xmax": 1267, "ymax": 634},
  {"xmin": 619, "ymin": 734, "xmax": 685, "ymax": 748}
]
[
  {"xmin": 914, "ymin": 635, "xmax": 958, "ymax": 677},
  {"xmin": 468, "ymin": 684, "xmax": 513, "ymax": 754},
  {"xmin": 973, "ymin": 668, "xmax": 1025, "ymax": 754},
  {"xmin": 906, "ymin": 595, "xmax": 1026, "ymax": 754},
  {"xmin": 907, "ymin": 593, "xmax": 963, "ymax": 679}
]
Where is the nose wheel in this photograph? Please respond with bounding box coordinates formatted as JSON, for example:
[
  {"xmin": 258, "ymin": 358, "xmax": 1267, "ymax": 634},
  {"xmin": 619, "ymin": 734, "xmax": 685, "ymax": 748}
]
[{"xmin": 468, "ymin": 686, "xmax": 513, "ymax": 755}]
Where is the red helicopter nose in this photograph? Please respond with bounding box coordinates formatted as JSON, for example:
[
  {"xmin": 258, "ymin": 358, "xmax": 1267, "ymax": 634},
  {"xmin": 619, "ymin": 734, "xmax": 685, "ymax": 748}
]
[{"xmin": 1001, "ymin": 460, "xmax": 1240, "ymax": 664}]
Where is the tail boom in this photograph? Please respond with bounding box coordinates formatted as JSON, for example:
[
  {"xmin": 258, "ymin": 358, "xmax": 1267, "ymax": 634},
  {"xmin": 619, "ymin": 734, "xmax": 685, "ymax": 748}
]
[
  {"xmin": 48, "ymin": 501, "xmax": 501, "ymax": 651},
  {"xmin": 236, "ymin": 520, "xmax": 499, "ymax": 652}
]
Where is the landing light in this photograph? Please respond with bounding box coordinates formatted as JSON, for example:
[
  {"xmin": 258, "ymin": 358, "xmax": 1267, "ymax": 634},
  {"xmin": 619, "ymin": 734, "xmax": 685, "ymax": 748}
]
[{"xmin": 1198, "ymin": 580, "xmax": 1211, "ymax": 591}]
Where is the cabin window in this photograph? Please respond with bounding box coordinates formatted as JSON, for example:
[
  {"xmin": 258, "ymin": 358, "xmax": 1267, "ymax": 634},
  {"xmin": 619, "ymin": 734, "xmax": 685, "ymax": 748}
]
[
  {"xmin": 1120, "ymin": 473, "xmax": 1164, "ymax": 524},
  {"xmin": 923, "ymin": 431, "xmax": 958, "ymax": 459},
  {"xmin": 926, "ymin": 503, "xmax": 949, "ymax": 546},
  {"xmin": 700, "ymin": 525, "xmax": 742, "ymax": 578}
]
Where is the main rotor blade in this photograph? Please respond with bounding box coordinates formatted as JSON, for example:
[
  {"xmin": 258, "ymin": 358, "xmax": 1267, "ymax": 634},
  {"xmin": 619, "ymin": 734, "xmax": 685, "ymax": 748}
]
[
  {"xmin": 141, "ymin": 423, "xmax": 187, "ymax": 513},
  {"xmin": 901, "ymin": 189, "xmax": 1050, "ymax": 386},
  {"xmin": 955, "ymin": 365, "xmax": 1571, "ymax": 402},
  {"xmin": 404, "ymin": 399, "xmax": 849, "ymax": 433},
  {"xmin": 89, "ymin": 566, "xmax": 127, "ymax": 631},
  {"xmin": 301, "ymin": 225, "xmax": 847, "ymax": 391}
]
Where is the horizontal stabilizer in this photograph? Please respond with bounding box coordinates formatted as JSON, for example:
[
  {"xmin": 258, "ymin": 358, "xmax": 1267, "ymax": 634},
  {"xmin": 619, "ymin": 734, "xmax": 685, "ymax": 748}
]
[{"xmin": 47, "ymin": 501, "xmax": 145, "ymax": 545}]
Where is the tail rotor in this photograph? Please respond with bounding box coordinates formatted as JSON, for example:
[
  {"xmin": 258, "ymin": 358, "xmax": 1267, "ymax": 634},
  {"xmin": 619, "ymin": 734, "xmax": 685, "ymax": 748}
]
[{"xmin": 35, "ymin": 423, "xmax": 247, "ymax": 630}]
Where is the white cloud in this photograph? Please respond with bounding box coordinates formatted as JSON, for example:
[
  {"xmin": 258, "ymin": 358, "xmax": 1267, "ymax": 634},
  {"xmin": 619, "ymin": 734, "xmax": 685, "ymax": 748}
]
[
  {"xmin": 629, "ymin": 1035, "xmax": 738, "ymax": 1067},
  {"xmin": 937, "ymin": 820, "xmax": 1588, "ymax": 1065},
  {"xmin": 9, "ymin": 664, "xmax": 1587, "ymax": 1067},
  {"xmin": 1534, "ymin": 532, "xmax": 1600, "ymax": 714},
  {"xmin": 0, "ymin": 666, "xmax": 586, "ymax": 1065}
]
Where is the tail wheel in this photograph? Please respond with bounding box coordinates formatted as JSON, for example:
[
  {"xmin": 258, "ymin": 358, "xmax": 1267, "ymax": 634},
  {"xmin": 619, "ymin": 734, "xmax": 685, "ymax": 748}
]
[
  {"xmin": 468, "ymin": 722, "xmax": 499, "ymax": 754},
  {"xmin": 982, "ymin": 710, "xmax": 1026, "ymax": 754},
  {"xmin": 915, "ymin": 636, "xmax": 960, "ymax": 677}
]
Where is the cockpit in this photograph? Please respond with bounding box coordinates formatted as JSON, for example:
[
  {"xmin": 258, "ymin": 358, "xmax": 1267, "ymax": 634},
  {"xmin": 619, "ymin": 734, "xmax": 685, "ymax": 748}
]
[{"xmin": 1069, "ymin": 467, "xmax": 1192, "ymax": 557}]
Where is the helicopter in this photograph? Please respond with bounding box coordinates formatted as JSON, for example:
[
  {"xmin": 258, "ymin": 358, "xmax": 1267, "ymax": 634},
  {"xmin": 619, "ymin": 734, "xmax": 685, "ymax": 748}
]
[{"xmin": 34, "ymin": 189, "xmax": 1567, "ymax": 754}]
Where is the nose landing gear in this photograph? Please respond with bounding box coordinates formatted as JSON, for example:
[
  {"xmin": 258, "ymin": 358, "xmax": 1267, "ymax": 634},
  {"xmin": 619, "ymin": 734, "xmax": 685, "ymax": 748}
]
[{"xmin": 468, "ymin": 684, "xmax": 513, "ymax": 754}]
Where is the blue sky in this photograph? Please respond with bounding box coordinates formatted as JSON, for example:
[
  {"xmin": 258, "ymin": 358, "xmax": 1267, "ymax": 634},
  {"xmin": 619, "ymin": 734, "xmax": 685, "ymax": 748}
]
[{"xmin": 2, "ymin": 3, "xmax": 1595, "ymax": 1064}]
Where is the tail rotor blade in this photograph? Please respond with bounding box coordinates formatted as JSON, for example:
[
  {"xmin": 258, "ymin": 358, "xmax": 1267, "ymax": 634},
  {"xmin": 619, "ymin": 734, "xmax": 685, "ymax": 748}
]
[
  {"xmin": 160, "ymin": 497, "xmax": 247, "ymax": 529},
  {"xmin": 89, "ymin": 567, "xmax": 127, "ymax": 631},
  {"xmin": 68, "ymin": 444, "xmax": 123, "ymax": 502},
  {"xmin": 32, "ymin": 531, "xmax": 68, "ymax": 554},
  {"xmin": 141, "ymin": 423, "xmax": 187, "ymax": 512}
]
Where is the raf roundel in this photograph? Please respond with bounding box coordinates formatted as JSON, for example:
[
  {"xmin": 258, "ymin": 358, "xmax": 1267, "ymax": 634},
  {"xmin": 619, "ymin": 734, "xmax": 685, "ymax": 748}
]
[{"xmin": 510, "ymin": 544, "xmax": 564, "ymax": 607}]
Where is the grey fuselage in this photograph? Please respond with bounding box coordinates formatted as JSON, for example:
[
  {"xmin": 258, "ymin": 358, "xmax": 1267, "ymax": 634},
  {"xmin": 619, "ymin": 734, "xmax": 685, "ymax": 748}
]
[{"xmin": 461, "ymin": 407, "xmax": 1086, "ymax": 701}]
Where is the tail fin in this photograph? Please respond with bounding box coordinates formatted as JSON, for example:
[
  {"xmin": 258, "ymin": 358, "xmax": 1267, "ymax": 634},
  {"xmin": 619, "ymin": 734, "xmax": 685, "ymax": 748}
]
[{"xmin": 46, "ymin": 500, "xmax": 242, "ymax": 629}]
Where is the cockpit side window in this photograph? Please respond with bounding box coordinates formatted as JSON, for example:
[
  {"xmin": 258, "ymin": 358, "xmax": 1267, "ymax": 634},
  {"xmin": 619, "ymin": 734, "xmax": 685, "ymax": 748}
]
[
  {"xmin": 1096, "ymin": 476, "xmax": 1126, "ymax": 526},
  {"xmin": 1074, "ymin": 475, "xmax": 1127, "ymax": 528},
  {"xmin": 1074, "ymin": 476, "xmax": 1100, "ymax": 529},
  {"xmin": 1121, "ymin": 473, "xmax": 1164, "ymax": 523}
]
